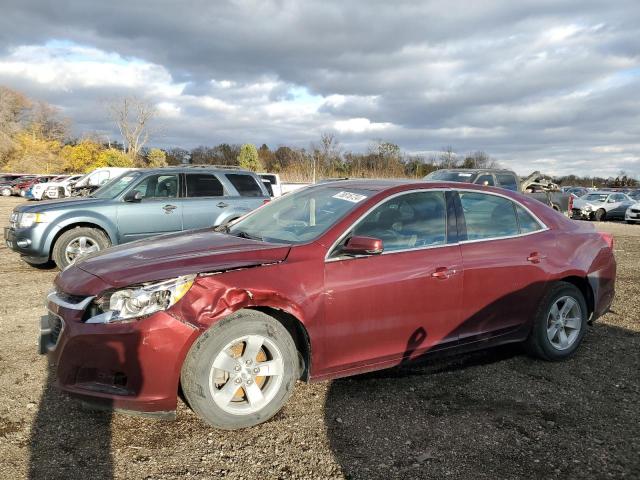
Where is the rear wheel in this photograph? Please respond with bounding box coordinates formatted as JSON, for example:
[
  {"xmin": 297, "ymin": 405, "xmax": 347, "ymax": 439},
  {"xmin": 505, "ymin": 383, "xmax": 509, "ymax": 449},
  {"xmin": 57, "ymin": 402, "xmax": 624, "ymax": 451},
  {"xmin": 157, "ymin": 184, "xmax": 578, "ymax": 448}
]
[
  {"xmin": 594, "ymin": 208, "xmax": 606, "ymax": 221},
  {"xmin": 181, "ymin": 309, "xmax": 298, "ymax": 429},
  {"xmin": 52, "ymin": 227, "xmax": 111, "ymax": 269},
  {"xmin": 526, "ymin": 282, "xmax": 588, "ymax": 361},
  {"xmin": 1, "ymin": 187, "xmax": 11, "ymax": 197}
]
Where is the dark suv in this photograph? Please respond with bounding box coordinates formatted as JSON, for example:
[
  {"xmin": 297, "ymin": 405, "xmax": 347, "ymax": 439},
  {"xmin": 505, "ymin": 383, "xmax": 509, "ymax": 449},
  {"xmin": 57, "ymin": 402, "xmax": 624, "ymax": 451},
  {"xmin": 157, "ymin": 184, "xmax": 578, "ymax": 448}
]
[{"xmin": 5, "ymin": 166, "xmax": 270, "ymax": 269}]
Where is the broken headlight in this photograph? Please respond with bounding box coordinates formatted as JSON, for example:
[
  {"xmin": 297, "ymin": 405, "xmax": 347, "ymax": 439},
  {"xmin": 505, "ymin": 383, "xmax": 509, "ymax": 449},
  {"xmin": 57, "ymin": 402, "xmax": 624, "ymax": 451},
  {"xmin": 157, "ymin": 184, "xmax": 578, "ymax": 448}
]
[{"xmin": 86, "ymin": 275, "xmax": 196, "ymax": 324}]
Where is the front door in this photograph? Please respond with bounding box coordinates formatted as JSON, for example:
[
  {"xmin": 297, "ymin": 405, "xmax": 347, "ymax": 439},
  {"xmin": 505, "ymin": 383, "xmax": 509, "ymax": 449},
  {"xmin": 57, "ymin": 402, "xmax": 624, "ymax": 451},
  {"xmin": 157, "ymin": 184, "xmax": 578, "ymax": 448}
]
[
  {"xmin": 322, "ymin": 190, "xmax": 463, "ymax": 377},
  {"xmin": 116, "ymin": 173, "xmax": 183, "ymax": 242}
]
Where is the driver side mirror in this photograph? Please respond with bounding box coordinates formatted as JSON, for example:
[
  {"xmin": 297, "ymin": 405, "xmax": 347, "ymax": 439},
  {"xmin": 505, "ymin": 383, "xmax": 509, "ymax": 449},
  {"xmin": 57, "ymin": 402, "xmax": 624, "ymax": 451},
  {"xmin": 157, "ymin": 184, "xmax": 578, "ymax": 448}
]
[
  {"xmin": 342, "ymin": 236, "xmax": 384, "ymax": 256},
  {"xmin": 124, "ymin": 190, "xmax": 143, "ymax": 202}
]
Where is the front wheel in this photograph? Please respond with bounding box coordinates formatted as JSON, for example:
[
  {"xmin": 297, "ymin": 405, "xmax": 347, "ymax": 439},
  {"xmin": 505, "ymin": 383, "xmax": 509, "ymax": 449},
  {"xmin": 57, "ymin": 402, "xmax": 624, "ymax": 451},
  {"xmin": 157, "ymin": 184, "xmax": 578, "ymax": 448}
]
[
  {"xmin": 526, "ymin": 282, "xmax": 588, "ymax": 361},
  {"xmin": 52, "ymin": 227, "xmax": 111, "ymax": 269},
  {"xmin": 181, "ymin": 309, "xmax": 299, "ymax": 429},
  {"xmin": 594, "ymin": 208, "xmax": 606, "ymax": 221},
  {"xmin": 1, "ymin": 188, "xmax": 11, "ymax": 197}
]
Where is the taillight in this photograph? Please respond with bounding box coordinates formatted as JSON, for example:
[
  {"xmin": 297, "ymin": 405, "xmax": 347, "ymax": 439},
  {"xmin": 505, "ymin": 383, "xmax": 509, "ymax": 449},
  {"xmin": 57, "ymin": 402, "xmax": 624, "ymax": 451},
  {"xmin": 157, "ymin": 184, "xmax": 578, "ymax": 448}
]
[
  {"xmin": 599, "ymin": 232, "xmax": 614, "ymax": 249},
  {"xmin": 568, "ymin": 194, "xmax": 574, "ymax": 212}
]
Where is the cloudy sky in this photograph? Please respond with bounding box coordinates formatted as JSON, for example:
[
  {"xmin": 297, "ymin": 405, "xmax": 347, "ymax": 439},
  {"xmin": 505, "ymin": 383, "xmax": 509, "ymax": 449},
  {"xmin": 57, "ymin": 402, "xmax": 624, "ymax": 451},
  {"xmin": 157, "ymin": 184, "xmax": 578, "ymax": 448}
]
[{"xmin": 0, "ymin": 0, "xmax": 639, "ymax": 177}]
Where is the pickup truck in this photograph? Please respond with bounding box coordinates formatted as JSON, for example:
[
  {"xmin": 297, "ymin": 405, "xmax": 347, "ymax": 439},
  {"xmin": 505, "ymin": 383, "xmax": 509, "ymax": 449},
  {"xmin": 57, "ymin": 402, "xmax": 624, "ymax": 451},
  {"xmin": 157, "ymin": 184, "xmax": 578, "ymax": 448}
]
[
  {"xmin": 424, "ymin": 169, "xmax": 572, "ymax": 214},
  {"xmin": 5, "ymin": 166, "xmax": 270, "ymax": 269},
  {"xmin": 258, "ymin": 173, "xmax": 310, "ymax": 197}
]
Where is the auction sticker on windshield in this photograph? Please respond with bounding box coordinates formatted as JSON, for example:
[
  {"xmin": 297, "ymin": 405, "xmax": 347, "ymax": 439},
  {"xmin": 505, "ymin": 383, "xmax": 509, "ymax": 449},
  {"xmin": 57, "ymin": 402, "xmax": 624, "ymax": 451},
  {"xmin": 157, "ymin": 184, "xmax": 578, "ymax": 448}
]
[{"xmin": 332, "ymin": 191, "xmax": 367, "ymax": 203}]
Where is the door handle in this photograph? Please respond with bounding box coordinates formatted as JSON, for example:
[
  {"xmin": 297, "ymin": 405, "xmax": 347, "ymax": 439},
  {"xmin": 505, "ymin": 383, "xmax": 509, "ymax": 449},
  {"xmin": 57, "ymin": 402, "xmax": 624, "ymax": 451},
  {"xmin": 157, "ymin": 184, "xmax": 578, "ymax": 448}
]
[
  {"xmin": 431, "ymin": 267, "xmax": 457, "ymax": 280},
  {"xmin": 527, "ymin": 252, "xmax": 547, "ymax": 264},
  {"xmin": 217, "ymin": 202, "xmax": 229, "ymax": 208},
  {"xmin": 163, "ymin": 204, "xmax": 177, "ymax": 213}
]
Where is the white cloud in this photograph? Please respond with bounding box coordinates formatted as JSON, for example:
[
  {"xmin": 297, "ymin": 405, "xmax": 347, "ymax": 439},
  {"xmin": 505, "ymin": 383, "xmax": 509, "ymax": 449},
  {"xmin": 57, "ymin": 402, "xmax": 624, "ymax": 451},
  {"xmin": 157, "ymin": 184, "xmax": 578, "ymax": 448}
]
[{"xmin": 333, "ymin": 118, "xmax": 392, "ymax": 133}]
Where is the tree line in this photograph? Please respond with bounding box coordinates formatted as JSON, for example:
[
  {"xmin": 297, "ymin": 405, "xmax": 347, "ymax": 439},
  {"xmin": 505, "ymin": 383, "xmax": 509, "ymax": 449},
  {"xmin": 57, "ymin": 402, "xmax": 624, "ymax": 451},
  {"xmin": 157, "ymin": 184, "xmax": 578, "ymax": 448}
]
[{"xmin": 0, "ymin": 85, "xmax": 636, "ymax": 188}]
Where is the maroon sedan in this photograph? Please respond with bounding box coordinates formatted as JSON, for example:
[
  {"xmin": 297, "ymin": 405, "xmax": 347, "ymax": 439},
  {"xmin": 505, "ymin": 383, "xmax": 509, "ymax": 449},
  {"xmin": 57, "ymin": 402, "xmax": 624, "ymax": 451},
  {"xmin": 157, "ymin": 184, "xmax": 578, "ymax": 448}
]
[{"xmin": 43, "ymin": 180, "xmax": 616, "ymax": 429}]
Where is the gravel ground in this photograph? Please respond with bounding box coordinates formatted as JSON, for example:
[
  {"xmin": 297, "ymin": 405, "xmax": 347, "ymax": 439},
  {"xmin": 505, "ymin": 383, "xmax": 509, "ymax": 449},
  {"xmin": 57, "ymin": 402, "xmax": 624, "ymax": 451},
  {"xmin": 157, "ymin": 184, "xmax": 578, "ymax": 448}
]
[{"xmin": 0, "ymin": 196, "xmax": 638, "ymax": 480}]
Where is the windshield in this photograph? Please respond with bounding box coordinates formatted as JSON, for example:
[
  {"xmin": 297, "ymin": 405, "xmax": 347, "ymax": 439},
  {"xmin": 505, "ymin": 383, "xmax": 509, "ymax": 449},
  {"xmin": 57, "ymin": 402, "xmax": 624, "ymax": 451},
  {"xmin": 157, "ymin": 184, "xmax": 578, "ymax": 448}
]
[
  {"xmin": 583, "ymin": 194, "xmax": 608, "ymax": 202},
  {"xmin": 92, "ymin": 172, "xmax": 143, "ymax": 199},
  {"xmin": 226, "ymin": 186, "xmax": 375, "ymax": 244},
  {"xmin": 425, "ymin": 171, "xmax": 476, "ymax": 182}
]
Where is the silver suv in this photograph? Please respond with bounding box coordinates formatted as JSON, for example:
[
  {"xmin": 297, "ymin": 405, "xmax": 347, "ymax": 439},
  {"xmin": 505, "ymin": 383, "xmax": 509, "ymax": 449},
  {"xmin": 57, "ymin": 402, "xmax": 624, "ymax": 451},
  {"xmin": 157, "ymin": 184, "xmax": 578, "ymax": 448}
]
[{"xmin": 5, "ymin": 166, "xmax": 270, "ymax": 269}]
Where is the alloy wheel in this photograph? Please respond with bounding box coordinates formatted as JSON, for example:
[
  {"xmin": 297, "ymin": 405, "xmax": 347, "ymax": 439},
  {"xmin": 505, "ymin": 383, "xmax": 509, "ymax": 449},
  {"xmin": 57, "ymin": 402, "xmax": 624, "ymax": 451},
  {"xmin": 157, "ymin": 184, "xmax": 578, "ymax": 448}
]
[
  {"xmin": 546, "ymin": 295, "xmax": 582, "ymax": 350},
  {"xmin": 64, "ymin": 236, "xmax": 100, "ymax": 263},
  {"xmin": 208, "ymin": 335, "xmax": 284, "ymax": 415}
]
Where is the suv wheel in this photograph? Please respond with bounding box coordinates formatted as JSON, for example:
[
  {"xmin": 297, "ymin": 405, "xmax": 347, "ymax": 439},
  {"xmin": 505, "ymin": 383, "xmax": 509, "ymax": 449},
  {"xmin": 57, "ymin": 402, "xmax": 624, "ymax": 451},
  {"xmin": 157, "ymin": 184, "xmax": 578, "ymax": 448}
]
[
  {"xmin": 1, "ymin": 187, "xmax": 11, "ymax": 196},
  {"xmin": 52, "ymin": 227, "xmax": 111, "ymax": 269},
  {"xmin": 181, "ymin": 309, "xmax": 299, "ymax": 429},
  {"xmin": 594, "ymin": 208, "xmax": 606, "ymax": 221},
  {"xmin": 526, "ymin": 282, "xmax": 588, "ymax": 361}
]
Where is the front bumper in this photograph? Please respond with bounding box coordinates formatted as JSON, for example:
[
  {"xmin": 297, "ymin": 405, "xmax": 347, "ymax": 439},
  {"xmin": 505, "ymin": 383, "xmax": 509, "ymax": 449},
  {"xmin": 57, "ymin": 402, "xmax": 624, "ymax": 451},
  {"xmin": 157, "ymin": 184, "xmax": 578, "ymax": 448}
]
[
  {"xmin": 4, "ymin": 225, "xmax": 52, "ymax": 263},
  {"xmin": 625, "ymin": 209, "xmax": 640, "ymax": 222},
  {"xmin": 42, "ymin": 292, "xmax": 200, "ymax": 414}
]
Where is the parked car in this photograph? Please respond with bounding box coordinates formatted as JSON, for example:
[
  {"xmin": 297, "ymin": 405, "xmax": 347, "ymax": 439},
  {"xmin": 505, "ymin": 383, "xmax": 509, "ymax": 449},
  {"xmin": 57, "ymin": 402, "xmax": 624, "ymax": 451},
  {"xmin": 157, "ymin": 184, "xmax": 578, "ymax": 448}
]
[
  {"xmin": 5, "ymin": 166, "xmax": 270, "ymax": 269},
  {"xmin": 31, "ymin": 175, "xmax": 76, "ymax": 200},
  {"xmin": 15, "ymin": 176, "xmax": 55, "ymax": 197},
  {"xmin": 571, "ymin": 191, "xmax": 635, "ymax": 221},
  {"xmin": 40, "ymin": 180, "xmax": 616, "ymax": 429},
  {"xmin": 625, "ymin": 203, "xmax": 640, "ymax": 224},
  {"xmin": 565, "ymin": 187, "xmax": 589, "ymax": 198},
  {"xmin": 257, "ymin": 173, "xmax": 310, "ymax": 197},
  {"xmin": 424, "ymin": 169, "xmax": 572, "ymax": 214},
  {"xmin": 627, "ymin": 190, "xmax": 640, "ymax": 202},
  {"xmin": 43, "ymin": 174, "xmax": 86, "ymax": 199},
  {"xmin": 1, "ymin": 175, "xmax": 37, "ymax": 196}
]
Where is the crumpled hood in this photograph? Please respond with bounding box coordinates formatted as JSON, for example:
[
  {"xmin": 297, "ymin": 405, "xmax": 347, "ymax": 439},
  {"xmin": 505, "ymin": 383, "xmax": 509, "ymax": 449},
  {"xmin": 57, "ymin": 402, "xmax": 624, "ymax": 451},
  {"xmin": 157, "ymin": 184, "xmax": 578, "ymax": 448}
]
[{"xmin": 70, "ymin": 228, "xmax": 291, "ymax": 290}]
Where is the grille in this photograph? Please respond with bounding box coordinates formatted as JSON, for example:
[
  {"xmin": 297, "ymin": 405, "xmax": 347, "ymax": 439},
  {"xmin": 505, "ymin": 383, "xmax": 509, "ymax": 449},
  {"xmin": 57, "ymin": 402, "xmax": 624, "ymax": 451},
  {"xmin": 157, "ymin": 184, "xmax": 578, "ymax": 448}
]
[{"xmin": 632, "ymin": 209, "xmax": 640, "ymax": 214}]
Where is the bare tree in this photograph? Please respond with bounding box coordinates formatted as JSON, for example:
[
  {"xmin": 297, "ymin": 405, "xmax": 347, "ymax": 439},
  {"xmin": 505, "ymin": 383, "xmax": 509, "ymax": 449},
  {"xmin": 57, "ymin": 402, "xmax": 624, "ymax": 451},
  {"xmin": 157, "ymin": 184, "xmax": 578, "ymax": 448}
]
[
  {"xmin": 438, "ymin": 145, "xmax": 457, "ymax": 168},
  {"xmin": 109, "ymin": 97, "xmax": 156, "ymax": 160}
]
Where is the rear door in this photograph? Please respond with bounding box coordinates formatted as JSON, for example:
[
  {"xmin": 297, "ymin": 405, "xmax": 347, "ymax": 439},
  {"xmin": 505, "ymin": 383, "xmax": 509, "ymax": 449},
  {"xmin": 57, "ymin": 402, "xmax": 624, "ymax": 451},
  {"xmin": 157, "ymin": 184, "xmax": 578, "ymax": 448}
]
[
  {"xmin": 606, "ymin": 193, "xmax": 633, "ymax": 218},
  {"xmin": 455, "ymin": 190, "xmax": 553, "ymax": 340},
  {"xmin": 116, "ymin": 173, "xmax": 182, "ymax": 242},
  {"xmin": 222, "ymin": 172, "xmax": 269, "ymax": 219},
  {"xmin": 182, "ymin": 172, "xmax": 229, "ymax": 229}
]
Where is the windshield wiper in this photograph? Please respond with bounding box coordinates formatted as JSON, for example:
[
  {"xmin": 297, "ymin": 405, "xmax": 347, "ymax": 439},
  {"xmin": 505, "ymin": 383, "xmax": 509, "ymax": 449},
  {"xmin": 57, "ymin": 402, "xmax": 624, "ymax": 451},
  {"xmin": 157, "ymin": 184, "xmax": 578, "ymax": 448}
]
[
  {"xmin": 233, "ymin": 230, "xmax": 263, "ymax": 241},
  {"xmin": 214, "ymin": 224, "xmax": 230, "ymax": 233}
]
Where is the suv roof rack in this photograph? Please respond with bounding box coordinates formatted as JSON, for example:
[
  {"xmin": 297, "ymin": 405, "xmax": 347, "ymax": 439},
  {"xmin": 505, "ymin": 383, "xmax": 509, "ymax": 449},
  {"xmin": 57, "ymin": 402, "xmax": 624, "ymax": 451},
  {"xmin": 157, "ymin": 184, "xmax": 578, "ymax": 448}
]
[{"xmin": 168, "ymin": 164, "xmax": 248, "ymax": 171}]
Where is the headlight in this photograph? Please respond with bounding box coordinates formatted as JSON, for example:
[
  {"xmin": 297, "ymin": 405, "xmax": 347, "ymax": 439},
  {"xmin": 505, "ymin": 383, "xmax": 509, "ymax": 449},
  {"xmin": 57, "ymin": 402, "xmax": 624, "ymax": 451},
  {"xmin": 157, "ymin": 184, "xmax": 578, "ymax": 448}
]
[
  {"xmin": 18, "ymin": 212, "xmax": 49, "ymax": 228},
  {"xmin": 86, "ymin": 275, "xmax": 196, "ymax": 324},
  {"xmin": 583, "ymin": 205, "xmax": 592, "ymax": 212}
]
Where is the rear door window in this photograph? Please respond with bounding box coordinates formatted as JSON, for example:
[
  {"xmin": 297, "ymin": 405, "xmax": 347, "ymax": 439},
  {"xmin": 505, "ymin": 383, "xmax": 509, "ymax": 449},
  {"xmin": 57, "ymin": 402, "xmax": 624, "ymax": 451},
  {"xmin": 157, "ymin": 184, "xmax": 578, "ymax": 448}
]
[
  {"xmin": 186, "ymin": 173, "xmax": 224, "ymax": 197},
  {"xmin": 459, "ymin": 192, "xmax": 519, "ymax": 240},
  {"xmin": 496, "ymin": 173, "xmax": 519, "ymax": 191},
  {"xmin": 225, "ymin": 173, "xmax": 264, "ymax": 197}
]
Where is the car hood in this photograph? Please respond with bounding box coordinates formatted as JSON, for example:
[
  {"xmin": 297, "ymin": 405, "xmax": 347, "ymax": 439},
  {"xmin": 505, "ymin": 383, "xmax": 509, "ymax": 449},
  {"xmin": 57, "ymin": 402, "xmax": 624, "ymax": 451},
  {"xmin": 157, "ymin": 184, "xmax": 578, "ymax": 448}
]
[
  {"xmin": 14, "ymin": 196, "xmax": 106, "ymax": 213},
  {"xmin": 70, "ymin": 229, "xmax": 291, "ymax": 290}
]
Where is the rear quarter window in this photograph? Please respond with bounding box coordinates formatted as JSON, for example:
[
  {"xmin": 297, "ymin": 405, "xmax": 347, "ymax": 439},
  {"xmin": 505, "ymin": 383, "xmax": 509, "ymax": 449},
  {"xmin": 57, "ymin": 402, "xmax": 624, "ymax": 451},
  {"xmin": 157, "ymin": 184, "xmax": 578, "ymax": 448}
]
[{"xmin": 226, "ymin": 173, "xmax": 264, "ymax": 197}]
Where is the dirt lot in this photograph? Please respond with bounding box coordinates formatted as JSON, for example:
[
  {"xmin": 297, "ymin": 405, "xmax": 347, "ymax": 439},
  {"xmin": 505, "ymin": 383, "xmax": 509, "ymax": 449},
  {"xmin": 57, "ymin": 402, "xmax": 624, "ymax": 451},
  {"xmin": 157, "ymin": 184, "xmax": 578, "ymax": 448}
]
[{"xmin": 0, "ymin": 196, "xmax": 638, "ymax": 480}]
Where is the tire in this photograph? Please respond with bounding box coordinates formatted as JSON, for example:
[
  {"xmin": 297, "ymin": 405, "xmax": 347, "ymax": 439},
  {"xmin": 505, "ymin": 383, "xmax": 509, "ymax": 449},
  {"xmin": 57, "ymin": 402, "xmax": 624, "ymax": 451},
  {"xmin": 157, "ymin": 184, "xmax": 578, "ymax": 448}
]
[
  {"xmin": 1, "ymin": 188, "xmax": 11, "ymax": 197},
  {"xmin": 526, "ymin": 282, "xmax": 588, "ymax": 361},
  {"xmin": 181, "ymin": 309, "xmax": 299, "ymax": 429},
  {"xmin": 51, "ymin": 227, "xmax": 111, "ymax": 269},
  {"xmin": 594, "ymin": 208, "xmax": 606, "ymax": 222}
]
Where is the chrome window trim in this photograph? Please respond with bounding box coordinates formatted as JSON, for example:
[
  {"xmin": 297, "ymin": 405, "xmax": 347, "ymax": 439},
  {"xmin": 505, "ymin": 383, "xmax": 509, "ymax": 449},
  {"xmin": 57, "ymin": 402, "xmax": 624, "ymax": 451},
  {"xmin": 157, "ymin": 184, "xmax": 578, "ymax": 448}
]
[
  {"xmin": 47, "ymin": 291, "xmax": 95, "ymax": 310},
  {"xmin": 324, "ymin": 187, "xmax": 550, "ymax": 263},
  {"xmin": 325, "ymin": 188, "xmax": 450, "ymax": 262}
]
